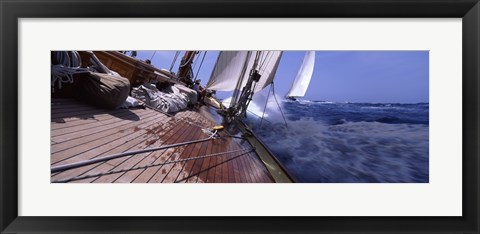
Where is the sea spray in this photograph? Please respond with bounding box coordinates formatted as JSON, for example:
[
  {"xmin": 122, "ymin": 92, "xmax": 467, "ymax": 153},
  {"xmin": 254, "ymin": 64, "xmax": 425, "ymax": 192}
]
[
  {"xmin": 244, "ymin": 100, "xmax": 429, "ymax": 183},
  {"xmin": 221, "ymin": 87, "xmax": 286, "ymax": 122}
]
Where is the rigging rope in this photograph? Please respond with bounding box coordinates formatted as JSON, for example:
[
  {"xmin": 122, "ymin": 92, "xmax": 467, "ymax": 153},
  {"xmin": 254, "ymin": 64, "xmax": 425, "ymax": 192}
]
[
  {"xmin": 51, "ymin": 130, "xmax": 219, "ymax": 173},
  {"xmin": 51, "ymin": 97, "xmax": 236, "ymax": 174},
  {"xmin": 150, "ymin": 51, "xmax": 156, "ymax": 60},
  {"xmin": 192, "ymin": 51, "xmax": 201, "ymax": 72},
  {"xmin": 194, "ymin": 51, "xmax": 207, "ymax": 82},
  {"xmin": 169, "ymin": 51, "xmax": 180, "ymax": 72},
  {"xmin": 258, "ymin": 51, "xmax": 273, "ymax": 73},
  {"xmin": 52, "ymin": 147, "xmax": 254, "ymax": 183},
  {"xmin": 259, "ymin": 84, "xmax": 273, "ymax": 129},
  {"xmin": 271, "ymin": 82, "xmax": 288, "ymax": 129}
]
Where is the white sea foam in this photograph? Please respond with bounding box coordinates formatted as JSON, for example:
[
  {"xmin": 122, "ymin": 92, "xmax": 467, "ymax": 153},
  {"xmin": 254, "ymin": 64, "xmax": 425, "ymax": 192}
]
[
  {"xmin": 225, "ymin": 95, "xmax": 429, "ymax": 182},
  {"xmin": 223, "ymin": 88, "xmax": 287, "ymax": 120},
  {"xmin": 254, "ymin": 115, "xmax": 429, "ymax": 183}
]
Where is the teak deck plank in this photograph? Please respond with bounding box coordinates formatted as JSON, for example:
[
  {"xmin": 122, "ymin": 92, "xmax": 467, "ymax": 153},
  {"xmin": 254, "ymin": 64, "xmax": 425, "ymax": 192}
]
[
  {"xmin": 112, "ymin": 116, "xmax": 194, "ymax": 183},
  {"xmin": 51, "ymin": 98, "xmax": 275, "ymax": 183},
  {"xmin": 214, "ymin": 141, "xmax": 226, "ymax": 183},
  {"xmin": 51, "ymin": 108, "xmax": 155, "ymax": 138},
  {"xmin": 242, "ymin": 152, "xmax": 258, "ymax": 182},
  {"xmin": 51, "ymin": 112, "xmax": 188, "ymax": 180},
  {"xmin": 213, "ymin": 137, "xmax": 229, "ymax": 183},
  {"xmin": 174, "ymin": 128, "xmax": 211, "ymax": 183},
  {"xmin": 188, "ymin": 132, "xmax": 214, "ymax": 183},
  {"xmin": 51, "ymin": 112, "xmax": 160, "ymax": 153},
  {"xmin": 111, "ymin": 121, "xmax": 192, "ymax": 183},
  {"xmin": 231, "ymin": 147, "xmax": 242, "ymax": 183},
  {"xmin": 134, "ymin": 118, "xmax": 198, "ymax": 183},
  {"xmin": 159, "ymin": 123, "xmax": 201, "ymax": 183},
  {"xmin": 51, "ymin": 109, "xmax": 157, "ymax": 144},
  {"xmin": 205, "ymin": 137, "xmax": 224, "ymax": 183},
  {"xmin": 229, "ymin": 140, "xmax": 246, "ymax": 183},
  {"xmin": 185, "ymin": 136, "xmax": 213, "ymax": 183},
  {"xmin": 226, "ymin": 141, "xmax": 236, "ymax": 183},
  {"xmin": 141, "ymin": 120, "xmax": 197, "ymax": 182},
  {"xmin": 51, "ymin": 108, "xmax": 139, "ymax": 130},
  {"xmin": 220, "ymin": 138, "xmax": 231, "ymax": 183},
  {"xmin": 196, "ymin": 138, "xmax": 214, "ymax": 183},
  {"xmin": 79, "ymin": 113, "xmax": 190, "ymax": 183},
  {"xmin": 51, "ymin": 119, "xmax": 169, "ymax": 181},
  {"xmin": 228, "ymin": 139, "xmax": 241, "ymax": 183},
  {"xmin": 238, "ymin": 144, "xmax": 253, "ymax": 183},
  {"xmin": 51, "ymin": 115, "xmax": 167, "ymax": 164},
  {"xmin": 89, "ymin": 119, "xmax": 185, "ymax": 183}
]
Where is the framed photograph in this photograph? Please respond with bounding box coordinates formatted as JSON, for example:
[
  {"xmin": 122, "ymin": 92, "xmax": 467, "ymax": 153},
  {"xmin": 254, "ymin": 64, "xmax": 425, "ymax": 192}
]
[{"xmin": 1, "ymin": 0, "xmax": 479, "ymax": 233}]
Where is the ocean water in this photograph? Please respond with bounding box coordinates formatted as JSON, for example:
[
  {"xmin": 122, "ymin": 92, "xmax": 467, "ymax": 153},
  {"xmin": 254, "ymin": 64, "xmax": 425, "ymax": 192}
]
[{"xmin": 245, "ymin": 100, "xmax": 429, "ymax": 183}]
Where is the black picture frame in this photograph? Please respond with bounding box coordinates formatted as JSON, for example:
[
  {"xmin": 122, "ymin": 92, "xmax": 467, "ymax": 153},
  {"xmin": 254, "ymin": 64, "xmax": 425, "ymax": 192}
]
[{"xmin": 1, "ymin": 0, "xmax": 479, "ymax": 233}]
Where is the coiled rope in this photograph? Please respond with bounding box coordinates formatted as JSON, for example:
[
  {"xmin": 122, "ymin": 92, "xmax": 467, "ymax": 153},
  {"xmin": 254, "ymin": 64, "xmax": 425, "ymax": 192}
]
[
  {"xmin": 179, "ymin": 51, "xmax": 196, "ymax": 68},
  {"xmin": 51, "ymin": 51, "xmax": 89, "ymax": 92}
]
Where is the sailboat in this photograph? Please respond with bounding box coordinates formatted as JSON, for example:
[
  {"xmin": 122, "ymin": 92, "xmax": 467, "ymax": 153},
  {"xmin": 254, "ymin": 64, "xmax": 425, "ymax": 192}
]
[
  {"xmin": 285, "ymin": 51, "xmax": 315, "ymax": 101},
  {"xmin": 50, "ymin": 50, "xmax": 294, "ymax": 183}
]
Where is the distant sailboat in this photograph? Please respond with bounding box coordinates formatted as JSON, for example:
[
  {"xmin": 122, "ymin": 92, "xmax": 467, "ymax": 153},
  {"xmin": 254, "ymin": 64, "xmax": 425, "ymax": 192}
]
[{"xmin": 285, "ymin": 51, "xmax": 315, "ymax": 100}]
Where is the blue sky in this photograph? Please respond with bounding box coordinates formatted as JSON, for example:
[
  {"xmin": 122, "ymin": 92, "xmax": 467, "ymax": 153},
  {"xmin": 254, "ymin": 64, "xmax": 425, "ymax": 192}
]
[{"xmin": 135, "ymin": 50, "xmax": 429, "ymax": 103}]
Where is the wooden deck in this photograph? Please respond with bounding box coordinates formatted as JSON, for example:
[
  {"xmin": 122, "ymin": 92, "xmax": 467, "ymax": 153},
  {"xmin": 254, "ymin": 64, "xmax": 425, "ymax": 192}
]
[{"xmin": 51, "ymin": 98, "xmax": 274, "ymax": 183}]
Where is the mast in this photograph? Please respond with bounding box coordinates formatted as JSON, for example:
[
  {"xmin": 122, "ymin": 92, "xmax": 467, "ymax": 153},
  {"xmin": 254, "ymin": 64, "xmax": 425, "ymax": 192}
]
[
  {"xmin": 229, "ymin": 51, "xmax": 262, "ymax": 119},
  {"xmin": 177, "ymin": 51, "xmax": 197, "ymax": 86},
  {"xmin": 230, "ymin": 51, "xmax": 253, "ymax": 108},
  {"xmin": 205, "ymin": 51, "xmax": 282, "ymax": 121}
]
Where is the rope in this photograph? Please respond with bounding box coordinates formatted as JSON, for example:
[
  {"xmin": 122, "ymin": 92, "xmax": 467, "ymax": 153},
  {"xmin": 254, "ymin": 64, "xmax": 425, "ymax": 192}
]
[
  {"xmin": 51, "ymin": 130, "xmax": 218, "ymax": 173},
  {"xmin": 51, "ymin": 97, "xmax": 230, "ymax": 173},
  {"xmin": 194, "ymin": 51, "xmax": 207, "ymax": 82},
  {"xmin": 169, "ymin": 51, "xmax": 180, "ymax": 72},
  {"xmin": 259, "ymin": 84, "xmax": 273, "ymax": 129},
  {"xmin": 52, "ymin": 147, "xmax": 254, "ymax": 183},
  {"xmin": 258, "ymin": 51, "xmax": 274, "ymax": 75},
  {"xmin": 150, "ymin": 51, "xmax": 156, "ymax": 60},
  {"xmin": 51, "ymin": 51, "xmax": 89, "ymax": 92},
  {"xmin": 271, "ymin": 82, "xmax": 288, "ymax": 129},
  {"xmin": 179, "ymin": 51, "xmax": 196, "ymax": 68},
  {"xmin": 192, "ymin": 51, "xmax": 201, "ymax": 72}
]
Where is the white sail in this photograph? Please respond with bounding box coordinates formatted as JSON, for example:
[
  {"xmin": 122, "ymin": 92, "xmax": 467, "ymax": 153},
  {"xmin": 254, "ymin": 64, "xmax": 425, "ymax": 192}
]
[
  {"xmin": 206, "ymin": 51, "xmax": 282, "ymax": 93},
  {"xmin": 285, "ymin": 51, "xmax": 315, "ymax": 98},
  {"xmin": 206, "ymin": 51, "xmax": 250, "ymax": 91},
  {"xmin": 240, "ymin": 51, "xmax": 282, "ymax": 93}
]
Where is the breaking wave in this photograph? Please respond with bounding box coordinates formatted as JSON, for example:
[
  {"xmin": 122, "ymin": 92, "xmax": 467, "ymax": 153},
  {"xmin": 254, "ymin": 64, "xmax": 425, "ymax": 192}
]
[{"xmin": 245, "ymin": 100, "xmax": 429, "ymax": 183}]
